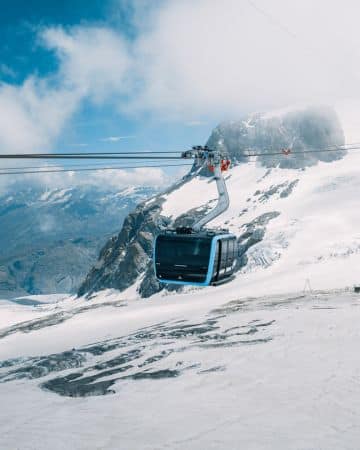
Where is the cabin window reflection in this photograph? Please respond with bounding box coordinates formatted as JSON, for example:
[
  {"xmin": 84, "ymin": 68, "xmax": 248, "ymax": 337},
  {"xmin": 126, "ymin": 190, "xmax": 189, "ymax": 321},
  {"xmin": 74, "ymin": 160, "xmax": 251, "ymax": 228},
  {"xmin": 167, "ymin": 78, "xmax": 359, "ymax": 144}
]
[
  {"xmin": 212, "ymin": 241, "xmax": 220, "ymax": 277},
  {"xmin": 156, "ymin": 236, "xmax": 211, "ymax": 267}
]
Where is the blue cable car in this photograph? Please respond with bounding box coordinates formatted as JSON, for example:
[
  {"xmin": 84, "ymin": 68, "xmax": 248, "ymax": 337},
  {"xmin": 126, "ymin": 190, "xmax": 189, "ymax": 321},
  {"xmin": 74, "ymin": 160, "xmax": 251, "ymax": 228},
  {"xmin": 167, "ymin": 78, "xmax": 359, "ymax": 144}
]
[
  {"xmin": 153, "ymin": 146, "xmax": 237, "ymax": 287},
  {"xmin": 154, "ymin": 229, "xmax": 237, "ymax": 286}
]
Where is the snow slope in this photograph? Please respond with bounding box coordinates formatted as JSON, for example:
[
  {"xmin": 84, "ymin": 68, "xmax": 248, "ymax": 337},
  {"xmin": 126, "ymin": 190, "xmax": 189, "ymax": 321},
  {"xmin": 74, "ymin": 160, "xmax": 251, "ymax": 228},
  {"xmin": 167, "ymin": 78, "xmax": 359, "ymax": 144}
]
[
  {"xmin": 161, "ymin": 149, "xmax": 360, "ymax": 296},
  {"xmin": 1, "ymin": 288, "xmax": 360, "ymax": 450}
]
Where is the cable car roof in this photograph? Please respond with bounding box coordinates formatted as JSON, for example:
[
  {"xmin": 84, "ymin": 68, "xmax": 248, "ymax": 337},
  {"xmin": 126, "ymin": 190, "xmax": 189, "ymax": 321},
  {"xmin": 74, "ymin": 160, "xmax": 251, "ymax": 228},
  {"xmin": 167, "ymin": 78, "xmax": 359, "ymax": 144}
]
[{"xmin": 160, "ymin": 227, "xmax": 232, "ymax": 238}]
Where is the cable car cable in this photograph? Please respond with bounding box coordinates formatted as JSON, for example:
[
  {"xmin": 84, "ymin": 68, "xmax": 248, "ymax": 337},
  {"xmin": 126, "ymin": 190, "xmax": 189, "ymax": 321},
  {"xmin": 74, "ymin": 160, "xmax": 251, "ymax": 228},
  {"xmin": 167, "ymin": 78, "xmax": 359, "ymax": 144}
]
[
  {"xmin": 1, "ymin": 142, "xmax": 360, "ymax": 160},
  {"xmin": 243, "ymin": 146, "xmax": 359, "ymax": 158},
  {"xmin": 0, "ymin": 159, "xmax": 186, "ymax": 171},
  {"xmin": 0, "ymin": 163, "xmax": 193, "ymax": 176},
  {"xmin": 0, "ymin": 154, "xmax": 184, "ymax": 160}
]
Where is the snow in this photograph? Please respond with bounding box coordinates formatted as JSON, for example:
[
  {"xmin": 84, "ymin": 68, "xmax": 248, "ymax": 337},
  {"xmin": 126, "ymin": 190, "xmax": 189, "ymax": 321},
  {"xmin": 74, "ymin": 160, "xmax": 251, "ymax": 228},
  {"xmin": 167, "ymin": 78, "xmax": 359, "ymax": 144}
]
[
  {"xmin": 161, "ymin": 149, "xmax": 360, "ymax": 296},
  {"xmin": 161, "ymin": 175, "xmax": 218, "ymax": 218},
  {"xmin": 40, "ymin": 188, "xmax": 72, "ymax": 203},
  {"xmin": 112, "ymin": 186, "xmax": 136, "ymax": 198},
  {"xmin": 1, "ymin": 289, "xmax": 360, "ymax": 449},
  {"xmin": 3, "ymin": 123, "xmax": 360, "ymax": 448},
  {"xmin": 0, "ymin": 294, "xmax": 71, "ymax": 331}
]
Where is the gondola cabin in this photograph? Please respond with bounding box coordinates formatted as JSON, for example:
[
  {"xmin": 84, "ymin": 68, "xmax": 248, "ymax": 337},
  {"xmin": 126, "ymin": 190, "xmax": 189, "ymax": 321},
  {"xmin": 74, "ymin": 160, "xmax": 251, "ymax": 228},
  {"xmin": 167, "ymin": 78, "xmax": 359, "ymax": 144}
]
[{"xmin": 154, "ymin": 230, "xmax": 237, "ymax": 286}]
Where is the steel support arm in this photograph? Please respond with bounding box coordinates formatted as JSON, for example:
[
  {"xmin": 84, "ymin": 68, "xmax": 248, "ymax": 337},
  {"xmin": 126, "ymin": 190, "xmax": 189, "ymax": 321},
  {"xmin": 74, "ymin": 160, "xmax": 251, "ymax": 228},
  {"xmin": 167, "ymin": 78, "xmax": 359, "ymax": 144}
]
[{"xmin": 193, "ymin": 163, "xmax": 229, "ymax": 231}]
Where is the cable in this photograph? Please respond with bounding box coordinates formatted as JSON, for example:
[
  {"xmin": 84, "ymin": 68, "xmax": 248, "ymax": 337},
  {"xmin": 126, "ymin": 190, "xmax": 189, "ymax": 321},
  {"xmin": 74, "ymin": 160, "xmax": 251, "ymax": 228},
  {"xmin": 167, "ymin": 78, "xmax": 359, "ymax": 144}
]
[
  {"xmin": 223, "ymin": 142, "xmax": 360, "ymax": 159},
  {"xmin": 1, "ymin": 142, "xmax": 359, "ymax": 163},
  {"xmin": 247, "ymin": 0, "xmax": 297, "ymax": 39},
  {"xmin": 39, "ymin": 150, "xmax": 183, "ymax": 155},
  {"xmin": 71, "ymin": 151, "xmax": 182, "ymax": 154},
  {"xmin": 0, "ymin": 151, "xmax": 183, "ymax": 158},
  {"xmin": 0, "ymin": 163, "xmax": 194, "ymax": 176},
  {"xmin": 243, "ymin": 146, "xmax": 355, "ymax": 158},
  {"xmin": 0, "ymin": 154, "xmax": 183, "ymax": 160},
  {"xmin": 0, "ymin": 159, "xmax": 185, "ymax": 171},
  {"xmin": 244, "ymin": 142, "xmax": 360, "ymax": 154},
  {"xmin": 0, "ymin": 142, "xmax": 355, "ymax": 176}
]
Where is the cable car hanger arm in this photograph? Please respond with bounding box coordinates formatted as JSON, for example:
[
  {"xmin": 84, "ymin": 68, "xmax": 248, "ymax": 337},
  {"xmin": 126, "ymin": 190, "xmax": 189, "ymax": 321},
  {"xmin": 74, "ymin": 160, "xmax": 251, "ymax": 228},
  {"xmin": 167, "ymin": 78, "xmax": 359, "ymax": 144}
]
[
  {"xmin": 181, "ymin": 146, "xmax": 230, "ymax": 232},
  {"xmin": 193, "ymin": 163, "xmax": 229, "ymax": 231}
]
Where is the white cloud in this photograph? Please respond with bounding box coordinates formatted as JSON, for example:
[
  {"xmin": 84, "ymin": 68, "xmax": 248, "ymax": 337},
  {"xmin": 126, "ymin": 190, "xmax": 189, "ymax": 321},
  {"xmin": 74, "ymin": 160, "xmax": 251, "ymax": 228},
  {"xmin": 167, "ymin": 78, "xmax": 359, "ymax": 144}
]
[
  {"xmin": 130, "ymin": 0, "xmax": 360, "ymax": 118},
  {"xmin": 2, "ymin": 1, "xmax": 360, "ymax": 192},
  {"xmin": 0, "ymin": 26, "xmax": 131, "ymax": 158},
  {"xmin": 100, "ymin": 136, "xmax": 135, "ymax": 142},
  {"xmin": 41, "ymin": 26, "xmax": 131, "ymax": 102},
  {"xmin": 12, "ymin": 166, "xmax": 169, "ymax": 192},
  {"xmin": 0, "ymin": 26, "xmax": 134, "ymax": 190},
  {"xmin": 185, "ymin": 121, "xmax": 206, "ymax": 127},
  {"xmin": 0, "ymin": 78, "xmax": 80, "ymax": 153},
  {"xmin": 0, "ymin": 64, "xmax": 16, "ymax": 79},
  {"xmin": 91, "ymin": 167, "xmax": 167, "ymax": 187}
]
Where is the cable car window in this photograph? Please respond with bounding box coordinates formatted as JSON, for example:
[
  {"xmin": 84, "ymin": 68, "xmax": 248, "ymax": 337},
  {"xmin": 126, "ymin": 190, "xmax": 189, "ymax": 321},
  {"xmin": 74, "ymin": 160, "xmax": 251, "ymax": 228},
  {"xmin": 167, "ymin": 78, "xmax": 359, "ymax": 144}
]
[
  {"xmin": 227, "ymin": 240, "xmax": 233, "ymax": 257},
  {"xmin": 212, "ymin": 241, "xmax": 220, "ymax": 277},
  {"xmin": 156, "ymin": 236, "xmax": 211, "ymax": 267},
  {"xmin": 220, "ymin": 239, "xmax": 228, "ymax": 270},
  {"xmin": 228, "ymin": 239, "xmax": 235, "ymax": 259},
  {"xmin": 225, "ymin": 239, "xmax": 233, "ymax": 273}
]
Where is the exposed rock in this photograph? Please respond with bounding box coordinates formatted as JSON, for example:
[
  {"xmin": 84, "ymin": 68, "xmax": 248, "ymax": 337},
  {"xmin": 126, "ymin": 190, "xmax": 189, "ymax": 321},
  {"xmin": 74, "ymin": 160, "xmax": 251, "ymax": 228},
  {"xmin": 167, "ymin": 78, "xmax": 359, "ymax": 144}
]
[
  {"xmin": 79, "ymin": 174, "xmax": 196, "ymax": 298},
  {"xmin": 0, "ymin": 312, "xmax": 275, "ymax": 397},
  {"xmin": 280, "ymin": 180, "xmax": 299, "ymax": 198},
  {"xmin": 207, "ymin": 106, "xmax": 345, "ymax": 169},
  {"xmin": 236, "ymin": 212, "xmax": 281, "ymax": 270},
  {"xmin": 78, "ymin": 199, "xmax": 165, "ymax": 296},
  {"xmin": 254, "ymin": 180, "xmax": 299, "ymax": 203}
]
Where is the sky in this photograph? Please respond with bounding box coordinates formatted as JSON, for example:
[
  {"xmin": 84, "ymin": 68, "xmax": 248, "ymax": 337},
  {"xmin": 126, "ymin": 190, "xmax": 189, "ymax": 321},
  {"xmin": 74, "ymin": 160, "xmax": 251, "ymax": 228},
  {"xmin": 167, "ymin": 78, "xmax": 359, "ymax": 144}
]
[{"xmin": 1, "ymin": 0, "xmax": 360, "ymax": 190}]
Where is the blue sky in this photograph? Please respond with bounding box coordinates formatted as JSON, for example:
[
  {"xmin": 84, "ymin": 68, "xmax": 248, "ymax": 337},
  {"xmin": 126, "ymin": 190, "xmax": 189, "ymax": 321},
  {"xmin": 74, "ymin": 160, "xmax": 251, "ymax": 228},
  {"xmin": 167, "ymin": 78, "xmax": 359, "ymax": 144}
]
[
  {"xmin": 0, "ymin": 0, "xmax": 212, "ymax": 162},
  {"xmin": 0, "ymin": 1, "xmax": 117, "ymax": 84}
]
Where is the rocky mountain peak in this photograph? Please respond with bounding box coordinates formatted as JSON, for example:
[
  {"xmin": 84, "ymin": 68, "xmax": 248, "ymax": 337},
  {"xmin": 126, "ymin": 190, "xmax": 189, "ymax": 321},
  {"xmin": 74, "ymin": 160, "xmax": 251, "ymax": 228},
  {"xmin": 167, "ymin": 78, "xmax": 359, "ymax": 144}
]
[{"xmin": 207, "ymin": 106, "xmax": 345, "ymax": 168}]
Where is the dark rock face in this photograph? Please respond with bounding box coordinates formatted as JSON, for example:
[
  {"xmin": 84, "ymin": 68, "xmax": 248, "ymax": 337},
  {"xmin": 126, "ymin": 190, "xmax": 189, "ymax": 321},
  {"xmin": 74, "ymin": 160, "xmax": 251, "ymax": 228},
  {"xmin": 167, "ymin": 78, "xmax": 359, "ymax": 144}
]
[
  {"xmin": 79, "ymin": 107, "xmax": 345, "ymax": 298},
  {"xmin": 0, "ymin": 302, "xmax": 275, "ymax": 397},
  {"xmin": 78, "ymin": 175, "xmax": 197, "ymax": 298},
  {"xmin": 78, "ymin": 198, "xmax": 166, "ymax": 297},
  {"xmin": 236, "ymin": 212, "xmax": 281, "ymax": 270},
  {"xmin": 206, "ymin": 106, "xmax": 345, "ymax": 168},
  {"xmin": 254, "ymin": 180, "xmax": 299, "ymax": 203}
]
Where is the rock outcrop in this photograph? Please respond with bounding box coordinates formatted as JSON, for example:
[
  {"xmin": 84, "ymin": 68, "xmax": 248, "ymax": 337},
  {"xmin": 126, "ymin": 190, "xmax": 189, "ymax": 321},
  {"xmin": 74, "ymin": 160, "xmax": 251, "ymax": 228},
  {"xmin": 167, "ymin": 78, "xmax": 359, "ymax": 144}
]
[{"xmin": 207, "ymin": 106, "xmax": 345, "ymax": 168}]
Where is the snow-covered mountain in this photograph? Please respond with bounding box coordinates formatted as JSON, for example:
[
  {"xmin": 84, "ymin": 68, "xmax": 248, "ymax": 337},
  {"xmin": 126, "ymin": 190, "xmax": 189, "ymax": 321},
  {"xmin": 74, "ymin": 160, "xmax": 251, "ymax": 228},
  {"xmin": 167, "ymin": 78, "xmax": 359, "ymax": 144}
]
[
  {"xmin": 0, "ymin": 184, "xmax": 157, "ymax": 297},
  {"xmin": 159, "ymin": 150, "xmax": 360, "ymax": 294},
  {"xmin": 2, "ymin": 106, "xmax": 360, "ymax": 449},
  {"xmin": 80, "ymin": 105, "xmax": 355, "ymax": 298},
  {"xmin": 207, "ymin": 106, "xmax": 345, "ymax": 168}
]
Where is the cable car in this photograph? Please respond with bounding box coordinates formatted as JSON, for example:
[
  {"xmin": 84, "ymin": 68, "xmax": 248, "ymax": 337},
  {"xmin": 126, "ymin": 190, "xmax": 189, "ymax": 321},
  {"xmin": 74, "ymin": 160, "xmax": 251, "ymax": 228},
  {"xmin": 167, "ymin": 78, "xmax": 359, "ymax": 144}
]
[
  {"xmin": 153, "ymin": 145, "xmax": 237, "ymax": 287},
  {"xmin": 154, "ymin": 229, "xmax": 237, "ymax": 286}
]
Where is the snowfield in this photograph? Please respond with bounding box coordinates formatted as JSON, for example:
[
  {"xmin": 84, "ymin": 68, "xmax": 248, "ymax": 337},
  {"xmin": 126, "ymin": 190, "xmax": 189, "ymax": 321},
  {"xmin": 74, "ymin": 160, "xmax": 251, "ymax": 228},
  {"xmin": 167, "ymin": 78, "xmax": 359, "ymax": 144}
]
[
  {"xmin": 2, "ymin": 144, "xmax": 360, "ymax": 448},
  {"xmin": 1, "ymin": 288, "xmax": 360, "ymax": 450},
  {"xmin": 162, "ymin": 149, "xmax": 360, "ymax": 295}
]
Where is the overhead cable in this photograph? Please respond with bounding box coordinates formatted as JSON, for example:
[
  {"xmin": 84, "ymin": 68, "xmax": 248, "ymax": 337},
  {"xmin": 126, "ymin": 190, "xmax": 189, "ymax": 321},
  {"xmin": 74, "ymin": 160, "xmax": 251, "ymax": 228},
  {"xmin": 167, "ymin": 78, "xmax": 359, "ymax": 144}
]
[{"xmin": 0, "ymin": 163, "xmax": 193, "ymax": 176}]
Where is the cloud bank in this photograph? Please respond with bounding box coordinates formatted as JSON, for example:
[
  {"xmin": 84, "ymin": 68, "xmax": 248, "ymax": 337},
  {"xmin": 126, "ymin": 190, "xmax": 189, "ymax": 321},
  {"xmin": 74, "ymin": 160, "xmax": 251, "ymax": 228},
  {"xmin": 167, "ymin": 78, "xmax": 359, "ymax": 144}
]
[{"xmin": 1, "ymin": 0, "xmax": 360, "ymax": 188}]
